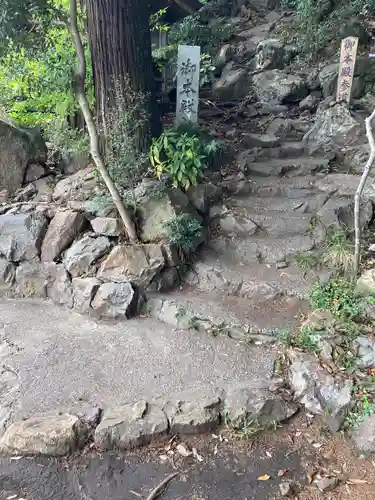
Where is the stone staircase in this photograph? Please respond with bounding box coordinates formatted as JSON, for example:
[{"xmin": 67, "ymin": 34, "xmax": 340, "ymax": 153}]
[{"xmin": 150, "ymin": 135, "xmax": 371, "ymax": 334}]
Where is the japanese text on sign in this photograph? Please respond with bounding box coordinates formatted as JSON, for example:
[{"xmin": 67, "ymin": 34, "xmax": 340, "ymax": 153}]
[
  {"xmin": 176, "ymin": 45, "xmax": 200, "ymax": 125},
  {"xmin": 336, "ymin": 36, "xmax": 358, "ymax": 104}
]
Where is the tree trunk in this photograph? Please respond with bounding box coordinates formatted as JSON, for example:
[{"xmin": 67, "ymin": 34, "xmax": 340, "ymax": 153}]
[{"xmin": 85, "ymin": 0, "xmax": 160, "ymax": 151}]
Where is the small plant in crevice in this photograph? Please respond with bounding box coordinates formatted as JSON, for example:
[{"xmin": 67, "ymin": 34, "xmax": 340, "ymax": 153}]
[
  {"xmin": 163, "ymin": 214, "xmax": 203, "ymax": 254},
  {"xmin": 309, "ymin": 278, "xmax": 363, "ymax": 321},
  {"xmin": 345, "ymin": 389, "xmax": 375, "ymax": 429},
  {"xmin": 294, "ymin": 324, "xmax": 320, "ymax": 353},
  {"xmin": 293, "ymin": 251, "xmax": 319, "ymax": 270},
  {"xmin": 279, "ymin": 329, "xmax": 293, "ymax": 347},
  {"xmin": 208, "ymin": 322, "xmax": 231, "ymax": 337},
  {"xmin": 149, "ymin": 126, "xmax": 223, "ymax": 191},
  {"xmin": 322, "ymin": 228, "xmax": 355, "ymax": 275}
]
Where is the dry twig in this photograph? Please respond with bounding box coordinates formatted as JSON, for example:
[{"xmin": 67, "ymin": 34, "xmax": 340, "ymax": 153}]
[
  {"xmin": 145, "ymin": 472, "xmax": 179, "ymax": 500},
  {"xmin": 354, "ymin": 107, "xmax": 375, "ymax": 275}
]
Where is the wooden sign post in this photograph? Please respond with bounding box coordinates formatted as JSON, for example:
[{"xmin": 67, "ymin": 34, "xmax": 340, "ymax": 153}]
[
  {"xmin": 176, "ymin": 45, "xmax": 201, "ymax": 125},
  {"xmin": 336, "ymin": 36, "xmax": 359, "ymax": 104}
]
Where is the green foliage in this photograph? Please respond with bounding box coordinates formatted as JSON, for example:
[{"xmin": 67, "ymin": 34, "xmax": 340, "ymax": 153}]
[
  {"xmin": 45, "ymin": 117, "xmax": 89, "ymax": 157},
  {"xmin": 199, "ymin": 53, "xmax": 216, "ymax": 86},
  {"xmin": 322, "ymin": 229, "xmax": 354, "ymax": 275},
  {"xmin": 293, "ymin": 251, "xmax": 319, "ymax": 270},
  {"xmin": 149, "ymin": 7, "xmax": 169, "ymax": 32},
  {"xmin": 345, "ymin": 390, "xmax": 375, "ymax": 428},
  {"xmin": 163, "ymin": 215, "xmax": 202, "ymax": 252},
  {"xmin": 295, "ymin": 324, "xmax": 320, "ymax": 353},
  {"xmin": 280, "ymin": 0, "xmax": 375, "ymax": 58},
  {"xmin": 309, "ymin": 278, "xmax": 363, "ymax": 320},
  {"xmin": 149, "ymin": 126, "xmax": 222, "ymax": 190}
]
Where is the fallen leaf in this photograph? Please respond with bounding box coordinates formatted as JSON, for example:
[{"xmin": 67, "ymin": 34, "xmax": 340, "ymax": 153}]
[
  {"xmin": 323, "ymin": 449, "xmax": 334, "ymax": 460},
  {"xmin": 6, "ymin": 496, "xmax": 18, "ymax": 500},
  {"xmin": 307, "ymin": 466, "xmax": 315, "ymax": 484},
  {"xmin": 10, "ymin": 456, "xmax": 23, "ymax": 461},
  {"xmin": 214, "ymin": 444, "xmax": 218, "ymax": 455},
  {"xmin": 176, "ymin": 444, "xmax": 192, "ymax": 457},
  {"xmin": 312, "ymin": 442, "xmax": 322, "ymax": 449},
  {"xmin": 278, "ymin": 469, "xmax": 288, "ymax": 477},
  {"xmin": 347, "ymin": 478, "xmax": 368, "ymax": 485},
  {"xmin": 266, "ymin": 451, "xmax": 272, "ymax": 458},
  {"xmin": 295, "ymin": 431, "xmax": 302, "ymax": 437},
  {"xmin": 257, "ymin": 474, "xmax": 271, "ymax": 481},
  {"xmin": 159, "ymin": 454, "xmax": 169, "ymax": 461}
]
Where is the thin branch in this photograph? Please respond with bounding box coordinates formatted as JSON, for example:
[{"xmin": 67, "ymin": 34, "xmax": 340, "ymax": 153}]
[
  {"xmin": 145, "ymin": 472, "xmax": 179, "ymax": 500},
  {"xmin": 68, "ymin": 0, "xmax": 137, "ymax": 242},
  {"xmin": 354, "ymin": 107, "xmax": 375, "ymax": 276}
]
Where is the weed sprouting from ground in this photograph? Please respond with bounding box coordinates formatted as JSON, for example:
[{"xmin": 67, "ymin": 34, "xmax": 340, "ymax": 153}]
[
  {"xmin": 322, "ymin": 229, "xmax": 355, "ymax": 275},
  {"xmin": 293, "ymin": 251, "xmax": 319, "ymax": 270},
  {"xmin": 309, "ymin": 278, "xmax": 363, "ymax": 321}
]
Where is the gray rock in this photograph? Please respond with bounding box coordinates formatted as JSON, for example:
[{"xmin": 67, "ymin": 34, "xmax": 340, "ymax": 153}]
[
  {"xmin": 14, "ymin": 183, "xmax": 37, "ymax": 202},
  {"xmin": 353, "ymin": 336, "xmax": 375, "ymax": 369},
  {"xmin": 241, "ymin": 133, "xmax": 280, "ymax": 148},
  {"xmin": 318, "ymin": 63, "xmax": 339, "ymax": 97},
  {"xmin": 0, "ymin": 213, "xmax": 47, "ymax": 262},
  {"xmin": 213, "ymin": 65, "xmax": 251, "ymax": 100},
  {"xmin": 133, "ymin": 181, "xmax": 201, "ymax": 244},
  {"xmin": 316, "ymin": 173, "xmax": 375, "ymax": 202},
  {"xmin": 253, "ymin": 70, "xmax": 308, "ymax": 104},
  {"xmin": 90, "ymin": 217, "xmax": 122, "ymax": 236},
  {"xmin": 352, "ymin": 413, "xmax": 375, "ymax": 452},
  {"xmin": 224, "ymin": 380, "xmax": 298, "ymax": 428},
  {"xmin": 97, "ymin": 244, "xmax": 165, "ymax": 289},
  {"xmin": 255, "ymin": 38, "xmax": 286, "ymax": 71},
  {"xmin": 279, "ymin": 482, "xmax": 293, "ymax": 496},
  {"xmin": 315, "ymin": 477, "xmax": 339, "ymax": 492},
  {"xmin": 63, "ymin": 235, "xmax": 111, "ymax": 277},
  {"xmin": 304, "ymin": 104, "xmax": 363, "ymax": 150},
  {"xmin": 47, "ymin": 265, "xmax": 73, "ymax": 307},
  {"xmin": 215, "ymin": 44, "xmax": 233, "ymax": 72},
  {"xmin": 186, "ymin": 183, "xmax": 221, "ymax": 214},
  {"xmin": 53, "ymin": 166, "xmax": 97, "ymax": 203},
  {"xmin": 267, "ymin": 118, "xmax": 292, "ymax": 138},
  {"xmin": 25, "ymin": 163, "xmax": 46, "ymax": 183},
  {"xmin": 72, "ymin": 277, "xmax": 101, "ymax": 314},
  {"xmin": 316, "ymin": 197, "xmax": 372, "ymax": 232},
  {"xmin": 0, "ymin": 258, "xmax": 15, "ymax": 291},
  {"xmin": 95, "ymin": 400, "xmax": 168, "ymax": 450},
  {"xmin": 33, "ymin": 176, "xmax": 56, "ymax": 203},
  {"xmin": 147, "ymin": 267, "xmax": 180, "ymax": 293},
  {"xmin": 299, "ymin": 94, "xmax": 319, "ymax": 111},
  {"xmin": 288, "ymin": 351, "xmax": 353, "ymax": 431},
  {"xmin": 41, "ymin": 210, "xmax": 87, "ymax": 262},
  {"xmin": 91, "ymin": 281, "xmax": 136, "ymax": 319},
  {"xmin": 0, "ymin": 118, "xmax": 46, "ymax": 195},
  {"xmin": 0, "ymin": 413, "xmax": 90, "ymax": 456},
  {"xmin": 160, "ymin": 388, "xmax": 221, "ymax": 435},
  {"xmin": 219, "ymin": 214, "xmax": 257, "ymax": 236},
  {"xmin": 15, "ymin": 262, "xmax": 57, "ymax": 298},
  {"xmin": 356, "ymin": 269, "xmax": 375, "ymax": 296}
]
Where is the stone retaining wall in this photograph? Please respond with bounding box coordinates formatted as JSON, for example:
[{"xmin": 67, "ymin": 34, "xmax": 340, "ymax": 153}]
[
  {"xmin": 0, "ymin": 382, "xmax": 298, "ymax": 456},
  {"xmin": 0, "ymin": 170, "xmax": 210, "ymax": 319}
]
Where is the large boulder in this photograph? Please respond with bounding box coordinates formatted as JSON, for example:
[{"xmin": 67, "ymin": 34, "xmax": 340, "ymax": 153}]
[
  {"xmin": 72, "ymin": 277, "xmax": 101, "ymax": 314},
  {"xmin": 97, "ymin": 244, "xmax": 165, "ymax": 288},
  {"xmin": 41, "ymin": 210, "xmax": 87, "ymax": 262},
  {"xmin": 63, "ymin": 235, "xmax": 111, "ymax": 277},
  {"xmin": 213, "ymin": 64, "xmax": 252, "ymax": 100},
  {"xmin": 0, "ymin": 118, "xmax": 46, "ymax": 195},
  {"xmin": 0, "ymin": 258, "xmax": 15, "ymax": 293},
  {"xmin": 0, "ymin": 213, "xmax": 48, "ymax": 262},
  {"xmin": 15, "ymin": 261, "xmax": 58, "ymax": 298},
  {"xmin": 252, "ymin": 69, "xmax": 308, "ymax": 104},
  {"xmin": 303, "ymin": 104, "xmax": 363, "ymax": 150},
  {"xmin": 52, "ymin": 166, "xmax": 97, "ymax": 204},
  {"xmin": 255, "ymin": 39, "xmax": 287, "ymax": 71},
  {"xmin": 134, "ymin": 180, "xmax": 201, "ymax": 243}
]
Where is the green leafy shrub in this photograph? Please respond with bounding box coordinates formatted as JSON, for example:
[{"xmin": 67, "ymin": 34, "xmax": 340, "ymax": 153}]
[
  {"xmin": 149, "ymin": 126, "xmax": 222, "ymax": 190},
  {"xmin": 163, "ymin": 214, "xmax": 202, "ymax": 252},
  {"xmin": 310, "ymin": 278, "xmax": 363, "ymax": 320}
]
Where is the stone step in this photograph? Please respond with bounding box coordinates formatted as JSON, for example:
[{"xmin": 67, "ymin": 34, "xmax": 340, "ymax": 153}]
[
  {"xmin": 149, "ymin": 287, "xmax": 308, "ymax": 336},
  {"xmin": 233, "ymin": 210, "xmax": 312, "ymax": 237},
  {"xmin": 186, "ymin": 252, "xmax": 315, "ymax": 299},
  {"xmin": 248, "ymin": 175, "xmax": 325, "ymax": 197},
  {"xmin": 228, "ymin": 194, "xmax": 328, "ymax": 216},
  {"xmin": 208, "ymin": 233, "xmax": 315, "ymax": 265},
  {"xmin": 247, "ymin": 157, "xmax": 330, "ymax": 178},
  {"xmin": 249, "ymin": 141, "xmax": 307, "ymax": 160}
]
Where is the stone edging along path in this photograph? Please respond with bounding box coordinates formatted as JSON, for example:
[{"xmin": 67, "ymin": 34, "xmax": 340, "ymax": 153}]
[{"xmin": 0, "ymin": 382, "xmax": 298, "ymax": 457}]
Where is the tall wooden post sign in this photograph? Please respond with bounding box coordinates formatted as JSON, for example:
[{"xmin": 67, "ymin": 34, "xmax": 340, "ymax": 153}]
[
  {"xmin": 336, "ymin": 36, "xmax": 359, "ymax": 104},
  {"xmin": 176, "ymin": 45, "xmax": 201, "ymax": 125}
]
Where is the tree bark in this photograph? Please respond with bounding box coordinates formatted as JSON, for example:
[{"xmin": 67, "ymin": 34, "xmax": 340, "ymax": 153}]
[
  {"xmin": 69, "ymin": 0, "xmax": 138, "ymax": 242},
  {"xmin": 85, "ymin": 0, "xmax": 160, "ymax": 151}
]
